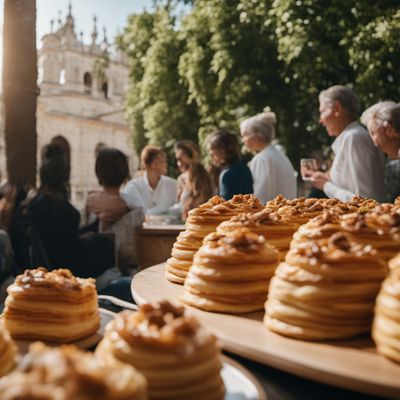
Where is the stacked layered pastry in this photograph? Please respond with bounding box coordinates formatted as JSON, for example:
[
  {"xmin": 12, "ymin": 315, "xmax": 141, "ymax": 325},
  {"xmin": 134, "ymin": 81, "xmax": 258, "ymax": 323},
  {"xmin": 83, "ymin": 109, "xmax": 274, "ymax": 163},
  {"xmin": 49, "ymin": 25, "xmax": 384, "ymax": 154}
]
[
  {"xmin": 292, "ymin": 206, "xmax": 400, "ymax": 262},
  {"xmin": 276, "ymin": 199, "xmax": 326, "ymax": 225},
  {"xmin": 291, "ymin": 211, "xmax": 342, "ymax": 249},
  {"xmin": 217, "ymin": 209, "xmax": 299, "ymax": 259},
  {"xmin": 96, "ymin": 301, "xmax": 224, "ymax": 400},
  {"xmin": 0, "ymin": 324, "xmax": 17, "ymax": 378},
  {"xmin": 372, "ymin": 268, "xmax": 400, "ymax": 363},
  {"xmin": 0, "ymin": 342, "xmax": 147, "ymax": 400},
  {"xmin": 3, "ymin": 268, "xmax": 100, "ymax": 343},
  {"xmin": 389, "ymin": 253, "xmax": 400, "ymax": 271},
  {"xmin": 228, "ymin": 194, "xmax": 265, "ymax": 214},
  {"xmin": 339, "ymin": 206, "xmax": 400, "ymax": 262},
  {"xmin": 265, "ymin": 233, "xmax": 388, "ymax": 340},
  {"xmin": 166, "ymin": 195, "xmax": 264, "ymax": 284},
  {"xmin": 182, "ymin": 228, "xmax": 280, "ymax": 313}
]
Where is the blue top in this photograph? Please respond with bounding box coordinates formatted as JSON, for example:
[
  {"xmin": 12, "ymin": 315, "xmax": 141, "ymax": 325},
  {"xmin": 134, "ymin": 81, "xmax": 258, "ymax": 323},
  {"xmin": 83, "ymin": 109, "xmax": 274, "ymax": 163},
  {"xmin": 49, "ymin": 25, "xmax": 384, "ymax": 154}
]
[
  {"xmin": 219, "ymin": 160, "xmax": 254, "ymax": 200},
  {"xmin": 385, "ymin": 159, "xmax": 400, "ymax": 203}
]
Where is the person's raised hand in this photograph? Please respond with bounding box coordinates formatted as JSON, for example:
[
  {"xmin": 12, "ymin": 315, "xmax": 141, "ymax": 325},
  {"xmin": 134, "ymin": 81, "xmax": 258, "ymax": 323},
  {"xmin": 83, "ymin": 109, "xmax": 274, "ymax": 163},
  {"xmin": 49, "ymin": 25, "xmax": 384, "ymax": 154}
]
[{"xmin": 311, "ymin": 171, "xmax": 330, "ymax": 190}]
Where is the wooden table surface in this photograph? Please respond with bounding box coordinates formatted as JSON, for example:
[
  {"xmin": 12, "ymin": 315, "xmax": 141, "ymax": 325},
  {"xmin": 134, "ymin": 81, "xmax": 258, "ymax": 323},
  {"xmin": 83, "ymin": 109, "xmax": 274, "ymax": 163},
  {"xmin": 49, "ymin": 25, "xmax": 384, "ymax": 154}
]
[
  {"xmin": 134, "ymin": 225, "xmax": 185, "ymax": 269},
  {"xmin": 139, "ymin": 224, "xmax": 185, "ymax": 233},
  {"xmin": 131, "ymin": 264, "xmax": 400, "ymax": 399}
]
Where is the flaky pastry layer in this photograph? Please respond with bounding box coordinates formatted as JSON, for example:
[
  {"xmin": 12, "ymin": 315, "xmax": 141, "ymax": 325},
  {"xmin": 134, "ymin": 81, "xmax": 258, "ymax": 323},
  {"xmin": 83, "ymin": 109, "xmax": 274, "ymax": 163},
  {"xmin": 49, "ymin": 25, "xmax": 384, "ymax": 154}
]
[
  {"xmin": 96, "ymin": 301, "xmax": 224, "ymax": 400},
  {"xmin": 265, "ymin": 233, "xmax": 388, "ymax": 340},
  {"xmin": 0, "ymin": 342, "xmax": 147, "ymax": 400}
]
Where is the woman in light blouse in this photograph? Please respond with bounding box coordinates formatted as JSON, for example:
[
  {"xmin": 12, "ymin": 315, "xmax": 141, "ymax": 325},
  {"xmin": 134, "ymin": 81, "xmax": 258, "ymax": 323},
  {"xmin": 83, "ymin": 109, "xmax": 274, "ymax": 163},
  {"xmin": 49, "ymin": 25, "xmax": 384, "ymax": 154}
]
[
  {"xmin": 240, "ymin": 109, "xmax": 297, "ymax": 203},
  {"xmin": 122, "ymin": 146, "xmax": 177, "ymax": 215}
]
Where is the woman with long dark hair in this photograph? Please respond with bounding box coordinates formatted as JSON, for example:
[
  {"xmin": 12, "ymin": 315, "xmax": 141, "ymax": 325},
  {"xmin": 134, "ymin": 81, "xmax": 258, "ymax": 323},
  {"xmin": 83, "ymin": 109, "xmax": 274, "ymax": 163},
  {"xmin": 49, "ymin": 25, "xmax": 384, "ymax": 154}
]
[
  {"xmin": 205, "ymin": 129, "xmax": 253, "ymax": 200},
  {"xmin": 174, "ymin": 140, "xmax": 213, "ymax": 220}
]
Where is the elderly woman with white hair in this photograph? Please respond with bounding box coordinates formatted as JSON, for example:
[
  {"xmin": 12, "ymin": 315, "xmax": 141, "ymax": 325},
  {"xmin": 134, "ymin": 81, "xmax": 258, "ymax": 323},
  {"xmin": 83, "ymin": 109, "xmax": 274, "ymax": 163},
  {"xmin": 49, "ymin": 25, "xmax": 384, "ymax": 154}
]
[
  {"xmin": 240, "ymin": 110, "xmax": 297, "ymax": 203},
  {"xmin": 311, "ymin": 85, "xmax": 386, "ymax": 202},
  {"xmin": 361, "ymin": 101, "xmax": 400, "ymax": 202}
]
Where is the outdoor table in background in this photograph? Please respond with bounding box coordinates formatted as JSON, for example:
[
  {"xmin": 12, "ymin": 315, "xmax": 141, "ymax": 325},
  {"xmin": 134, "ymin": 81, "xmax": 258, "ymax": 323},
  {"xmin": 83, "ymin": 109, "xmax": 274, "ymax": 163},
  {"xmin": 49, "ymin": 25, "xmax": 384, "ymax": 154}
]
[{"xmin": 134, "ymin": 224, "xmax": 185, "ymax": 270}]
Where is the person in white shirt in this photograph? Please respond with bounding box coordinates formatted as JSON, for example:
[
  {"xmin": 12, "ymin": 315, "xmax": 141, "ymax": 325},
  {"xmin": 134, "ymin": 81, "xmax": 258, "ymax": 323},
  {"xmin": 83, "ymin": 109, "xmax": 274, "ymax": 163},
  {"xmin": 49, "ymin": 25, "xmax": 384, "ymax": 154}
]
[
  {"xmin": 360, "ymin": 101, "xmax": 400, "ymax": 203},
  {"xmin": 121, "ymin": 145, "xmax": 177, "ymax": 215},
  {"xmin": 311, "ymin": 85, "xmax": 385, "ymax": 202},
  {"xmin": 240, "ymin": 109, "xmax": 297, "ymax": 203}
]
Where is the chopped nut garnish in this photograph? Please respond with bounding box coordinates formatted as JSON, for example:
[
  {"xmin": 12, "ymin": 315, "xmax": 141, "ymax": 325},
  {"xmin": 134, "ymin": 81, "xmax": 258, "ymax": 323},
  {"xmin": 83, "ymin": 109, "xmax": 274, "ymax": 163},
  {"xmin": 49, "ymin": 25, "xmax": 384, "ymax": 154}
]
[
  {"xmin": 328, "ymin": 232, "xmax": 351, "ymax": 251},
  {"xmin": 13, "ymin": 267, "xmax": 93, "ymax": 291}
]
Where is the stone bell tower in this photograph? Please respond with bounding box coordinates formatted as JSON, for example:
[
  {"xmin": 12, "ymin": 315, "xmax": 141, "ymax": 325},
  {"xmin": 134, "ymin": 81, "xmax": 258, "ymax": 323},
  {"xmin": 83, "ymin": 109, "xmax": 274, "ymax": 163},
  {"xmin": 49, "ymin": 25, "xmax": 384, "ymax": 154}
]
[{"xmin": 36, "ymin": 2, "xmax": 136, "ymax": 210}]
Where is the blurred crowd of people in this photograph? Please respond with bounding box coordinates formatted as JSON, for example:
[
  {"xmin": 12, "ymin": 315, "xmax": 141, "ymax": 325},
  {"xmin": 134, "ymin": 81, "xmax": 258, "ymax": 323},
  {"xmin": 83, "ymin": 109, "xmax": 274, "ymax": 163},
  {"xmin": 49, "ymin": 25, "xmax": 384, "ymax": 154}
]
[{"xmin": 0, "ymin": 84, "xmax": 398, "ymax": 296}]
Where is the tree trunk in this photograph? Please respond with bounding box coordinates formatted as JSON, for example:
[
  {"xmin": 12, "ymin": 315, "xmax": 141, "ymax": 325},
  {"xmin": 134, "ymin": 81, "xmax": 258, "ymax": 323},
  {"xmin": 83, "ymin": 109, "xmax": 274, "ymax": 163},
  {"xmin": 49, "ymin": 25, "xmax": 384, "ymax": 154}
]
[{"xmin": 2, "ymin": 0, "xmax": 37, "ymax": 186}]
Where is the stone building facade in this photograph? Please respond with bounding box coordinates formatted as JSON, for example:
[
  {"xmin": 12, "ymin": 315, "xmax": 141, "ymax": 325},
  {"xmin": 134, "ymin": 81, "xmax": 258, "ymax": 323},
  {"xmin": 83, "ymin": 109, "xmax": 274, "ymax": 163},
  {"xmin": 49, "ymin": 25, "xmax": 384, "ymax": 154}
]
[{"xmin": 1, "ymin": 4, "xmax": 136, "ymax": 210}]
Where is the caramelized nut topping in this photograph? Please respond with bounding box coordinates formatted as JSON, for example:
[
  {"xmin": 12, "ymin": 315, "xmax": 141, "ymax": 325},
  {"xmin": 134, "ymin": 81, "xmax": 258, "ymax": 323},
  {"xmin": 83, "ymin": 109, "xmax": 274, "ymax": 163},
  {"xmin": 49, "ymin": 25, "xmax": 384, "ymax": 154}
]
[
  {"xmin": 266, "ymin": 195, "xmax": 288, "ymax": 207},
  {"xmin": 205, "ymin": 229, "xmax": 265, "ymax": 253},
  {"xmin": 328, "ymin": 232, "xmax": 351, "ymax": 251},
  {"xmin": 228, "ymin": 194, "xmax": 264, "ymax": 211},
  {"xmin": 188, "ymin": 194, "xmax": 264, "ymax": 218},
  {"xmin": 294, "ymin": 232, "xmax": 375, "ymax": 260},
  {"xmin": 228, "ymin": 209, "xmax": 281, "ymax": 225},
  {"xmin": 340, "ymin": 213, "xmax": 368, "ymax": 231},
  {"xmin": 310, "ymin": 211, "xmax": 341, "ymax": 226},
  {"xmin": 348, "ymin": 196, "xmax": 379, "ymax": 209},
  {"xmin": 13, "ymin": 267, "xmax": 93, "ymax": 291},
  {"xmin": 112, "ymin": 301, "xmax": 204, "ymax": 349}
]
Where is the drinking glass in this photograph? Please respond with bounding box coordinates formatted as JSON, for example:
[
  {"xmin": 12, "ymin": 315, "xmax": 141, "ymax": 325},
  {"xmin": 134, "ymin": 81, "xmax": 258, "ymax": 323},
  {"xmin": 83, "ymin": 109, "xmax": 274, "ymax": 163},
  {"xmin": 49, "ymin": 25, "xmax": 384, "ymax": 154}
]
[{"xmin": 300, "ymin": 158, "xmax": 318, "ymax": 181}]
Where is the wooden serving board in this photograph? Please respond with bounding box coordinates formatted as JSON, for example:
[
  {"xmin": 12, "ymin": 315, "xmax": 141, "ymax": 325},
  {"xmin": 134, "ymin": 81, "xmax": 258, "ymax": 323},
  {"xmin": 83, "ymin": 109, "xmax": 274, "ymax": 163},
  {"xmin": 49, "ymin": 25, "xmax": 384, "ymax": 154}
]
[{"xmin": 131, "ymin": 263, "xmax": 400, "ymax": 399}]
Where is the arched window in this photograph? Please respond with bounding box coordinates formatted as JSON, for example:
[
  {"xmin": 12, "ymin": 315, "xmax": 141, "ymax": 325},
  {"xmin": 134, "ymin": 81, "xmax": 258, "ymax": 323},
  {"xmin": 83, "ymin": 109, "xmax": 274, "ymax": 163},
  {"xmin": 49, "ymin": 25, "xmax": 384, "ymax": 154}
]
[
  {"xmin": 59, "ymin": 69, "xmax": 66, "ymax": 85},
  {"xmin": 83, "ymin": 72, "xmax": 92, "ymax": 94},
  {"xmin": 50, "ymin": 136, "xmax": 71, "ymax": 180},
  {"xmin": 95, "ymin": 142, "xmax": 107, "ymax": 157},
  {"xmin": 101, "ymin": 81, "xmax": 108, "ymax": 99}
]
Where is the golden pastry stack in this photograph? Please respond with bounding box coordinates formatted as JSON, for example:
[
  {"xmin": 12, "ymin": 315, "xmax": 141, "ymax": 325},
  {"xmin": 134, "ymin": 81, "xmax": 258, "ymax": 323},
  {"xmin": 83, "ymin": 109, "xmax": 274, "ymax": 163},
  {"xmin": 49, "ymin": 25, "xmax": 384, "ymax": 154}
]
[
  {"xmin": 273, "ymin": 198, "xmax": 327, "ymax": 225},
  {"xmin": 265, "ymin": 233, "xmax": 388, "ymax": 340},
  {"xmin": 291, "ymin": 211, "xmax": 342, "ymax": 249},
  {"xmin": 166, "ymin": 195, "xmax": 263, "ymax": 284},
  {"xmin": 96, "ymin": 301, "xmax": 225, "ymax": 400},
  {"xmin": 292, "ymin": 206, "xmax": 400, "ymax": 262},
  {"xmin": 372, "ymin": 266, "xmax": 400, "ymax": 363},
  {"xmin": 182, "ymin": 228, "xmax": 280, "ymax": 313},
  {"xmin": 339, "ymin": 206, "xmax": 400, "ymax": 262},
  {"xmin": 3, "ymin": 268, "xmax": 100, "ymax": 343},
  {"xmin": 0, "ymin": 324, "xmax": 17, "ymax": 378},
  {"xmin": 389, "ymin": 253, "xmax": 400, "ymax": 271},
  {"xmin": 0, "ymin": 342, "xmax": 147, "ymax": 400},
  {"xmin": 217, "ymin": 209, "xmax": 299, "ymax": 259}
]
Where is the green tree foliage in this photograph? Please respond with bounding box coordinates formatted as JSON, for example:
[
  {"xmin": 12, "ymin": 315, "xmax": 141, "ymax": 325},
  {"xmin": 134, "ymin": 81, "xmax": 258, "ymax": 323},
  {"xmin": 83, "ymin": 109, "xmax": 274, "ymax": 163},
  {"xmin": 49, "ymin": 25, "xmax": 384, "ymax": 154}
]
[
  {"xmin": 118, "ymin": 0, "xmax": 399, "ymax": 168},
  {"xmin": 268, "ymin": 0, "xmax": 400, "ymax": 165},
  {"xmin": 269, "ymin": 0, "xmax": 356, "ymax": 162},
  {"xmin": 348, "ymin": 8, "xmax": 400, "ymax": 105},
  {"xmin": 116, "ymin": 5, "xmax": 198, "ymax": 162},
  {"xmin": 116, "ymin": 11, "xmax": 156, "ymax": 153},
  {"xmin": 140, "ymin": 9, "xmax": 199, "ymax": 150},
  {"xmin": 179, "ymin": 0, "xmax": 286, "ymax": 147}
]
